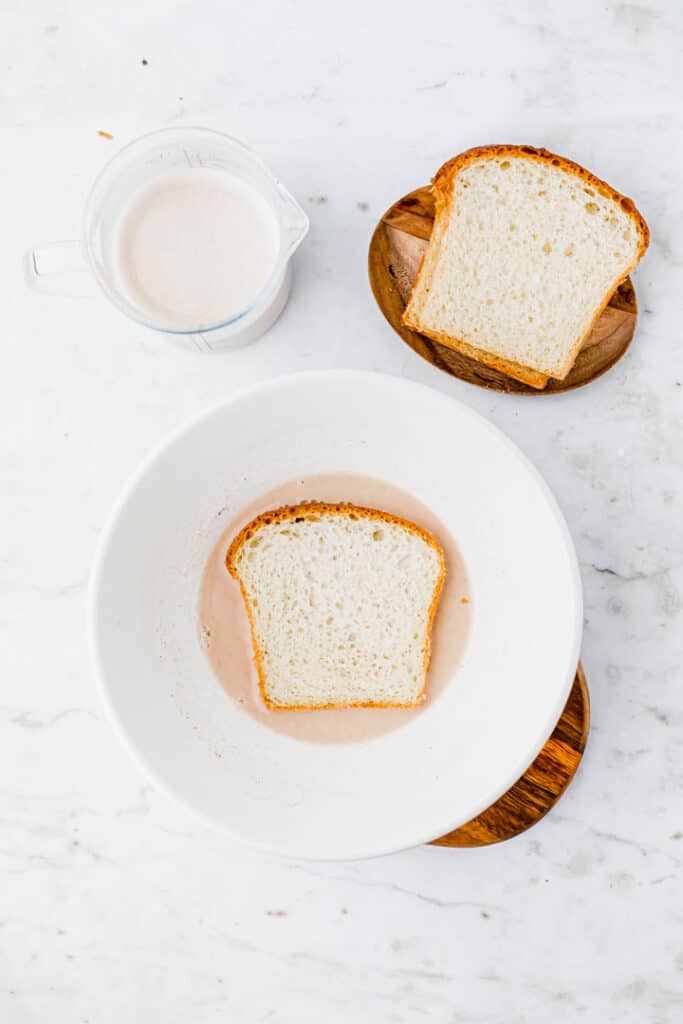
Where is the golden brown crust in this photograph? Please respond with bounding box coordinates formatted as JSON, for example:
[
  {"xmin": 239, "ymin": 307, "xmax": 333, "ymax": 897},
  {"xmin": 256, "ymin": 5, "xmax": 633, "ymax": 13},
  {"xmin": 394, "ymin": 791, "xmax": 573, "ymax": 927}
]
[
  {"xmin": 431, "ymin": 144, "xmax": 650, "ymax": 249},
  {"xmin": 403, "ymin": 144, "xmax": 650, "ymax": 386},
  {"xmin": 402, "ymin": 310, "xmax": 550, "ymax": 388},
  {"xmin": 226, "ymin": 502, "xmax": 447, "ymax": 711}
]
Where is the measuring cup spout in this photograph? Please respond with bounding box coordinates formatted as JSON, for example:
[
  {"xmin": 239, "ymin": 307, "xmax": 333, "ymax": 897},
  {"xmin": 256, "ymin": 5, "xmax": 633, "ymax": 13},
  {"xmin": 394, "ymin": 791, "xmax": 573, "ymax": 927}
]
[{"xmin": 276, "ymin": 183, "xmax": 310, "ymax": 258}]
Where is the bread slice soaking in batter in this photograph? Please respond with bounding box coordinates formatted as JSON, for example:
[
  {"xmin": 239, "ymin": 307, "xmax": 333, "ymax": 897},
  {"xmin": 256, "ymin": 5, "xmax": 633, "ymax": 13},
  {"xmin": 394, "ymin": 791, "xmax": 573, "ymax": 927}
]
[{"xmin": 226, "ymin": 503, "xmax": 446, "ymax": 709}]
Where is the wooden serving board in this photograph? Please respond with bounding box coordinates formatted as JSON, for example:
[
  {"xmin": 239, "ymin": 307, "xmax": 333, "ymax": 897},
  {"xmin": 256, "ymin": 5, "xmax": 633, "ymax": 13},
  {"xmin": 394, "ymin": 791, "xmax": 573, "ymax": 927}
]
[
  {"xmin": 431, "ymin": 664, "xmax": 589, "ymax": 847},
  {"xmin": 369, "ymin": 186, "xmax": 638, "ymax": 394}
]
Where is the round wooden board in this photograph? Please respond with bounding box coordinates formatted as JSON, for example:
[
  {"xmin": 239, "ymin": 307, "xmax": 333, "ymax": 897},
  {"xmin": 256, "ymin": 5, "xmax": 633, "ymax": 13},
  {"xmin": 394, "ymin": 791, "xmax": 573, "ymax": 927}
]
[
  {"xmin": 369, "ymin": 186, "xmax": 638, "ymax": 394},
  {"xmin": 431, "ymin": 664, "xmax": 590, "ymax": 847}
]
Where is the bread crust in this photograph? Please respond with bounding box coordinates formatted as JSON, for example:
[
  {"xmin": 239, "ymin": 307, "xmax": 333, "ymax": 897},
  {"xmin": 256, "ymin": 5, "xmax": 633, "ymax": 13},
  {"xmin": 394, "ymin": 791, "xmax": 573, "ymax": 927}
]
[
  {"xmin": 402, "ymin": 144, "xmax": 650, "ymax": 387},
  {"xmin": 403, "ymin": 311, "xmax": 551, "ymax": 388},
  {"xmin": 226, "ymin": 502, "xmax": 447, "ymax": 711}
]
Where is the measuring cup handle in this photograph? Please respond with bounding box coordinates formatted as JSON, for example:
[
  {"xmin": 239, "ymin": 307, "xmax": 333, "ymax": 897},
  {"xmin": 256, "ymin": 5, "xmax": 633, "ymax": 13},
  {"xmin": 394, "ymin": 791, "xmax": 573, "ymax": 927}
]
[
  {"xmin": 276, "ymin": 184, "xmax": 310, "ymax": 257},
  {"xmin": 24, "ymin": 241, "xmax": 97, "ymax": 297}
]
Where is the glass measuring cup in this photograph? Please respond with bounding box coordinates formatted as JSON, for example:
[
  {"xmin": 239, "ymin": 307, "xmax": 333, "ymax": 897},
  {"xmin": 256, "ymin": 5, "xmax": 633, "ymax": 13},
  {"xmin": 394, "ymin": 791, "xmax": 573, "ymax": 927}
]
[{"xmin": 25, "ymin": 128, "xmax": 309, "ymax": 351}]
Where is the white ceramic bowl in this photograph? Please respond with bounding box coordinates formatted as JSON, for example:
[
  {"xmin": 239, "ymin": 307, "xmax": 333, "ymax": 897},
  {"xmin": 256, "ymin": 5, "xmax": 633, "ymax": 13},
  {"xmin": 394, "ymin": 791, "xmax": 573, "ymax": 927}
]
[{"xmin": 89, "ymin": 371, "xmax": 582, "ymax": 859}]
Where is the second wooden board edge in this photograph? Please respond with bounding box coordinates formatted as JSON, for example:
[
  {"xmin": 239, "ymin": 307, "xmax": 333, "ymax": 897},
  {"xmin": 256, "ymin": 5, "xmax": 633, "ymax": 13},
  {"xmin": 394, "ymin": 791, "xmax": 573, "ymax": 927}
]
[{"xmin": 431, "ymin": 664, "xmax": 590, "ymax": 847}]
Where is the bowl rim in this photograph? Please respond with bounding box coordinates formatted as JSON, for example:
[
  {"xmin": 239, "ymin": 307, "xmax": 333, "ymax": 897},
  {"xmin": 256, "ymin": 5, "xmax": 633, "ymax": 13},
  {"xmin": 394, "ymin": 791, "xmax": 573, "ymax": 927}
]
[{"xmin": 87, "ymin": 369, "xmax": 583, "ymax": 859}]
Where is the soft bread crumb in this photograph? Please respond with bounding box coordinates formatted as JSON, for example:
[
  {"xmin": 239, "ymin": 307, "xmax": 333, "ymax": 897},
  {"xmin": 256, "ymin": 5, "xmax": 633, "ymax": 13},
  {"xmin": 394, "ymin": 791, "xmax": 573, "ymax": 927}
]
[
  {"xmin": 226, "ymin": 503, "xmax": 446, "ymax": 710},
  {"xmin": 403, "ymin": 145, "xmax": 649, "ymax": 385}
]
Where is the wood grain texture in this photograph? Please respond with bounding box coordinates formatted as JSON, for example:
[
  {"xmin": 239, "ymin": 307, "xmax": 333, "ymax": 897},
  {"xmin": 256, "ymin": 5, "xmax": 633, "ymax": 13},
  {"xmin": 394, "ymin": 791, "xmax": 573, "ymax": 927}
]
[
  {"xmin": 431, "ymin": 664, "xmax": 590, "ymax": 847},
  {"xmin": 369, "ymin": 186, "xmax": 638, "ymax": 394}
]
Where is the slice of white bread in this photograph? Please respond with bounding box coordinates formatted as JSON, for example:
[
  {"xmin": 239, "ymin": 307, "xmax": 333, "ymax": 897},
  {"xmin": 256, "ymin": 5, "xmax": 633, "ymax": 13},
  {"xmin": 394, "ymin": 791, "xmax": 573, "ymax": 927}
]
[
  {"xmin": 226, "ymin": 503, "xmax": 446, "ymax": 710},
  {"xmin": 402, "ymin": 145, "xmax": 649, "ymax": 388}
]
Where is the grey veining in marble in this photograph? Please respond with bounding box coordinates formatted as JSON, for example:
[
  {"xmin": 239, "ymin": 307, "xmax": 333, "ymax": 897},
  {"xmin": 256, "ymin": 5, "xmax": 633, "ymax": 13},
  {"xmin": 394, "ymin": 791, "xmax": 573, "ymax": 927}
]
[{"xmin": 1, "ymin": 0, "xmax": 682, "ymax": 1021}]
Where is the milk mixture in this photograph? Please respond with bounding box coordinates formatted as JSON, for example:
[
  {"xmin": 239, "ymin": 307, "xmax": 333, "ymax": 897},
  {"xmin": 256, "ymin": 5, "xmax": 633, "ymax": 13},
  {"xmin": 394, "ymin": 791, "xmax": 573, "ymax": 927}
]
[
  {"xmin": 199, "ymin": 474, "xmax": 472, "ymax": 745},
  {"xmin": 114, "ymin": 168, "xmax": 280, "ymax": 329}
]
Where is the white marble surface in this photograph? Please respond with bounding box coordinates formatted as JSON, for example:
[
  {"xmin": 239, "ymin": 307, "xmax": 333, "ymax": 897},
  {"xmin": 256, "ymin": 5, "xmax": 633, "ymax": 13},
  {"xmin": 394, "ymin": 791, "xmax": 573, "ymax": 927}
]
[{"xmin": 2, "ymin": 1, "xmax": 682, "ymax": 1020}]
